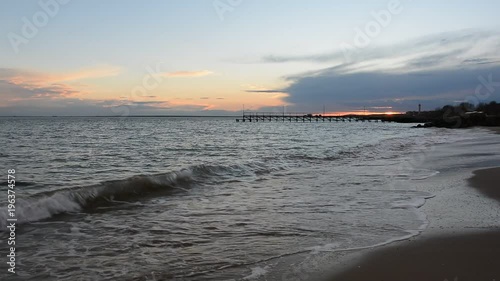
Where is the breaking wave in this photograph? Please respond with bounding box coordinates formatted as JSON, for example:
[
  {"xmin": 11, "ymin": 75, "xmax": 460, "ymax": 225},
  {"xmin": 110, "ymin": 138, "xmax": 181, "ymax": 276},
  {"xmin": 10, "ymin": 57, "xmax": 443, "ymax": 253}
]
[{"xmin": 0, "ymin": 163, "xmax": 270, "ymax": 229}]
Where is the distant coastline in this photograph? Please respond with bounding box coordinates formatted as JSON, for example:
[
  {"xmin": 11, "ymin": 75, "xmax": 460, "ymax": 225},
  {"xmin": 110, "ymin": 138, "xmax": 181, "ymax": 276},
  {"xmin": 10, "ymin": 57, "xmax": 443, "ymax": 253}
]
[
  {"xmin": 328, "ymin": 101, "xmax": 500, "ymax": 128},
  {"xmin": 398, "ymin": 101, "xmax": 500, "ymax": 128},
  {"xmin": 0, "ymin": 115, "xmax": 240, "ymax": 118},
  {"xmin": 3, "ymin": 101, "xmax": 499, "ymax": 129}
]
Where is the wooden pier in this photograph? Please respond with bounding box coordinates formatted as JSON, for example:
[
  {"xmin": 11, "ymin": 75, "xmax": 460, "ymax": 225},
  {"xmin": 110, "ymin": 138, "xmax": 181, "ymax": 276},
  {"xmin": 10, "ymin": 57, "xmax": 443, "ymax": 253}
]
[{"xmin": 236, "ymin": 112, "xmax": 388, "ymax": 123}]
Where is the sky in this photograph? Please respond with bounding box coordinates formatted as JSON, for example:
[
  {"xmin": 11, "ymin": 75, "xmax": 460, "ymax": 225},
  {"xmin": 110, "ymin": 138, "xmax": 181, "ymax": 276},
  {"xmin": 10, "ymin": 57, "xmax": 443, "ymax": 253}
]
[{"xmin": 0, "ymin": 0, "xmax": 499, "ymax": 116}]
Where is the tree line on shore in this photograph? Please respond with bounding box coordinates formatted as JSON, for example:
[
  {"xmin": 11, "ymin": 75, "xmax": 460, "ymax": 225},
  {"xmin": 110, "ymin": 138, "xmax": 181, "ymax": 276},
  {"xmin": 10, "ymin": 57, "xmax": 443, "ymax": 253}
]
[{"xmin": 410, "ymin": 101, "xmax": 500, "ymax": 128}]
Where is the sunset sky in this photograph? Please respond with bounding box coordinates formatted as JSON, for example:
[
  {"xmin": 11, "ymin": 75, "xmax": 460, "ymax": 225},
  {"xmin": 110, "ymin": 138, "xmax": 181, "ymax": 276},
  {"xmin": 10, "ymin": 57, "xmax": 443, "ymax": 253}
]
[{"xmin": 1, "ymin": 0, "xmax": 499, "ymax": 116}]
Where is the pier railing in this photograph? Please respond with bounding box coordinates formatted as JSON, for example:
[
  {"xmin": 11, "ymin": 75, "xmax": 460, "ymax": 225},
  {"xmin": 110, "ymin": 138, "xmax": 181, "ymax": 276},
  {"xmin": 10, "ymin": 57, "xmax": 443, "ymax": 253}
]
[{"xmin": 236, "ymin": 112, "xmax": 388, "ymax": 123}]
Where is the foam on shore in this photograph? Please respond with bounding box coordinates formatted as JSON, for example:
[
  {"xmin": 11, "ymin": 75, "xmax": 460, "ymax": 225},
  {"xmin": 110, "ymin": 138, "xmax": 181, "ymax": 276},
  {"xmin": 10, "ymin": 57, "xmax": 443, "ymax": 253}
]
[{"xmin": 324, "ymin": 128, "xmax": 500, "ymax": 280}]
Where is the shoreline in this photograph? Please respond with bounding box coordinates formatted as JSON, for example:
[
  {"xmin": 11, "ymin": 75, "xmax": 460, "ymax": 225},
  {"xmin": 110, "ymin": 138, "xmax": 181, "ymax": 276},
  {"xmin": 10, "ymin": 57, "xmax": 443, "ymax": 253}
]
[
  {"xmin": 486, "ymin": 126, "xmax": 500, "ymax": 134},
  {"xmin": 468, "ymin": 167, "xmax": 500, "ymax": 202},
  {"xmin": 326, "ymin": 229, "xmax": 500, "ymax": 281},
  {"xmin": 248, "ymin": 127, "xmax": 500, "ymax": 281},
  {"xmin": 325, "ymin": 130, "xmax": 500, "ymax": 281}
]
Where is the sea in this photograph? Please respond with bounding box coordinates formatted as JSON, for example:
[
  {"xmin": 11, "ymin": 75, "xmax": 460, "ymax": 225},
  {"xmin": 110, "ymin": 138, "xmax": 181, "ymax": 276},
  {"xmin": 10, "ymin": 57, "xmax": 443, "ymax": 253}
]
[{"xmin": 0, "ymin": 116, "xmax": 489, "ymax": 280}]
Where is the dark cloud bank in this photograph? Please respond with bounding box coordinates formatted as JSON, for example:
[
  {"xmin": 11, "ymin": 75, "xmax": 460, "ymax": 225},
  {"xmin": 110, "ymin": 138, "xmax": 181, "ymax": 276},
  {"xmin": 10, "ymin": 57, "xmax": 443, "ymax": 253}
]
[
  {"xmin": 266, "ymin": 30, "xmax": 500, "ymax": 112},
  {"xmin": 283, "ymin": 65, "xmax": 500, "ymax": 112}
]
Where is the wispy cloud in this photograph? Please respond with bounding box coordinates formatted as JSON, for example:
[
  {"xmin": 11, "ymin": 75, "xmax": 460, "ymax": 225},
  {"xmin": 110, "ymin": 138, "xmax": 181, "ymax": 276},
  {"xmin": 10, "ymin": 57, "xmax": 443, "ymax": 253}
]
[
  {"xmin": 161, "ymin": 70, "xmax": 214, "ymax": 78},
  {"xmin": 0, "ymin": 65, "xmax": 121, "ymax": 99},
  {"xmin": 0, "ymin": 96, "xmax": 238, "ymax": 116},
  {"xmin": 245, "ymin": 90, "xmax": 284, "ymax": 93},
  {"xmin": 264, "ymin": 30, "xmax": 500, "ymax": 74},
  {"xmin": 243, "ymin": 84, "xmax": 286, "ymax": 95},
  {"xmin": 4, "ymin": 65, "xmax": 121, "ymax": 85}
]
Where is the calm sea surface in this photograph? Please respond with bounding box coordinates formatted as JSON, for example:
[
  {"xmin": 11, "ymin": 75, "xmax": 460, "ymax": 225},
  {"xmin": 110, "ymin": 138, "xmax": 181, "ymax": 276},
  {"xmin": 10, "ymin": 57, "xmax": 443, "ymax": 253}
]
[{"xmin": 0, "ymin": 117, "xmax": 465, "ymax": 280}]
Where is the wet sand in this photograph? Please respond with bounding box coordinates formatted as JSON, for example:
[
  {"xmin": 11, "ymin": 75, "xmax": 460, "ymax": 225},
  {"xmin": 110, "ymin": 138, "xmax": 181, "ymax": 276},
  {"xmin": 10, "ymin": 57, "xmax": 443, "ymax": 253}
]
[
  {"xmin": 469, "ymin": 167, "xmax": 500, "ymax": 201},
  {"xmin": 487, "ymin": 127, "xmax": 500, "ymax": 134},
  {"xmin": 327, "ymin": 166, "xmax": 500, "ymax": 281}
]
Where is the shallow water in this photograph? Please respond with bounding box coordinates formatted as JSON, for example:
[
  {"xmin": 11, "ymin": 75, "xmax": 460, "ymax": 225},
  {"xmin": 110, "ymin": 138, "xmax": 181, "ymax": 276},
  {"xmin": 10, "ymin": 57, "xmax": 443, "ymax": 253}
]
[{"xmin": 0, "ymin": 117, "xmax": 469, "ymax": 280}]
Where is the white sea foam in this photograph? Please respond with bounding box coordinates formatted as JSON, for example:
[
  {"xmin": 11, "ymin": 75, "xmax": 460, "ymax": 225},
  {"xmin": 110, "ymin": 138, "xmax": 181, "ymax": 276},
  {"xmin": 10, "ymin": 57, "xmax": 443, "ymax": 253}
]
[{"xmin": 243, "ymin": 267, "xmax": 269, "ymax": 280}]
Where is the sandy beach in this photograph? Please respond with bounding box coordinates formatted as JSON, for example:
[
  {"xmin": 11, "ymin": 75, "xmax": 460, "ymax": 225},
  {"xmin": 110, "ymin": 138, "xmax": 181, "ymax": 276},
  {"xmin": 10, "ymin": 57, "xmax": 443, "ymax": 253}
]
[
  {"xmin": 328, "ymin": 230, "xmax": 500, "ymax": 281},
  {"xmin": 327, "ymin": 145, "xmax": 500, "ymax": 281},
  {"xmin": 486, "ymin": 127, "xmax": 500, "ymax": 134},
  {"xmin": 469, "ymin": 167, "xmax": 500, "ymax": 201}
]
